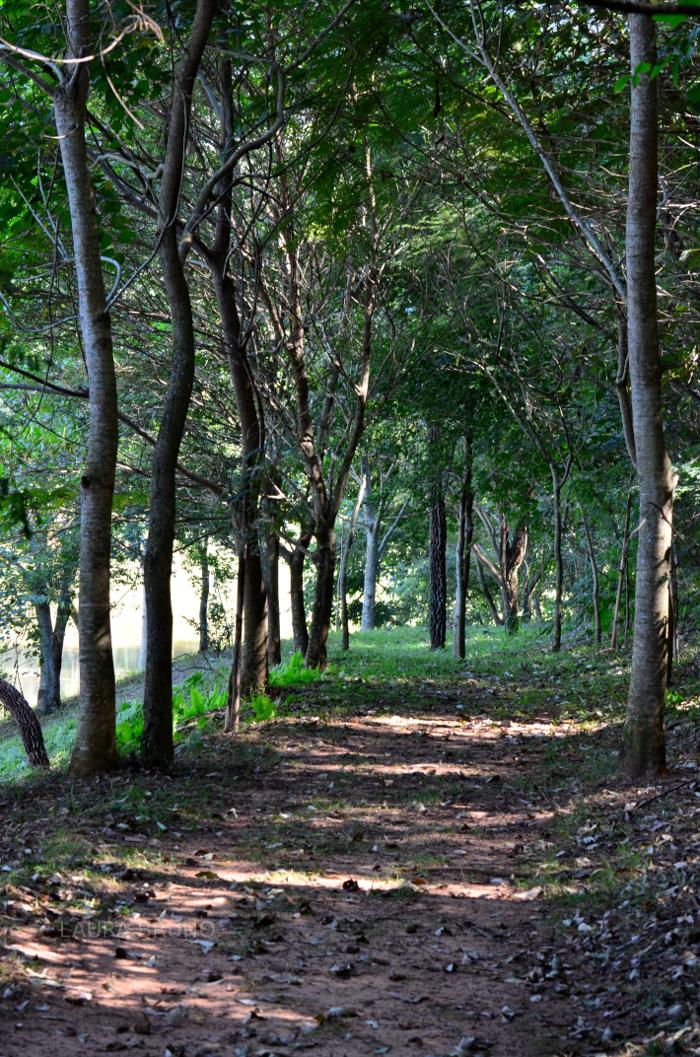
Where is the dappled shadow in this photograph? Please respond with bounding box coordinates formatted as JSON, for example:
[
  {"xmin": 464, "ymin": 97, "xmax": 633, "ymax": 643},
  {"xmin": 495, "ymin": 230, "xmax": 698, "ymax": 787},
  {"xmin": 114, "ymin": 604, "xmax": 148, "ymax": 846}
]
[{"xmin": 0, "ymin": 658, "xmax": 646, "ymax": 1057}]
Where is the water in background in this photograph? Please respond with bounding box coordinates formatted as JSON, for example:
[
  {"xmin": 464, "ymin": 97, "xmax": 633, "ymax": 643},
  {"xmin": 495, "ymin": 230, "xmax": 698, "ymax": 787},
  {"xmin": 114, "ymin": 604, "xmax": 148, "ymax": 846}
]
[{"xmin": 1, "ymin": 555, "xmax": 292, "ymax": 706}]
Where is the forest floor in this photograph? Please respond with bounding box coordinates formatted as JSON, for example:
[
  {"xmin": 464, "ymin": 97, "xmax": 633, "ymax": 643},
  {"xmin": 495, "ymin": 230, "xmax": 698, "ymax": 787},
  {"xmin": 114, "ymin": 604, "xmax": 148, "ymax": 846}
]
[{"xmin": 1, "ymin": 627, "xmax": 700, "ymax": 1057}]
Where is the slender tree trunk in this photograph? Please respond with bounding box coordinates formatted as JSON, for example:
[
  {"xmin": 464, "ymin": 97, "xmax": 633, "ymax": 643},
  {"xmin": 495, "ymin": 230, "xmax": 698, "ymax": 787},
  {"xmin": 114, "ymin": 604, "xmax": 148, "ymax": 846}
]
[
  {"xmin": 289, "ymin": 531, "xmax": 311, "ymax": 656},
  {"xmin": 667, "ymin": 543, "xmax": 679, "ymax": 686},
  {"xmin": 35, "ymin": 602, "xmax": 58, "ymax": 716},
  {"xmin": 262, "ymin": 530, "xmax": 281, "ymax": 667},
  {"xmin": 211, "ymin": 263, "xmax": 267, "ymax": 695},
  {"xmin": 611, "ymin": 489, "xmax": 634, "ymax": 648},
  {"xmin": 623, "ymin": 16, "xmax": 676, "ymax": 779},
  {"xmin": 453, "ymin": 429, "xmax": 474, "ymax": 659},
  {"xmin": 361, "ymin": 523, "xmax": 379, "ymax": 631},
  {"xmin": 339, "ymin": 481, "xmax": 366, "ymax": 650},
  {"xmin": 429, "ymin": 495, "xmax": 447, "ymax": 649},
  {"xmin": 142, "ymin": 0, "xmax": 217, "ymax": 768},
  {"xmin": 199, "ymin": 541, "xmax": 210, "ymax": 654},
  {"xmin": 552, "ymin": 476, "xmax": 565, "ymax": 652},
  {"xmin": 306, "ymin": 521, "xmax": 336, "ymax": 668},
  {"xmin": 581, "ymin": 512, "xmax": 602, "ymax": 645},
  {"xmin": 225, "ymin": 543, "xmax": 246, "ymax": 734},
  {"xmin": 361, "ymin": 456, "xmax": 379, "ymax": 631},
  {"xmin": 54, "ymin": 0, "xmax": 118, "ymax": 774},
  {"xmin": 50, "ymin": 567, "xmax": 73, "ymax": 712}
]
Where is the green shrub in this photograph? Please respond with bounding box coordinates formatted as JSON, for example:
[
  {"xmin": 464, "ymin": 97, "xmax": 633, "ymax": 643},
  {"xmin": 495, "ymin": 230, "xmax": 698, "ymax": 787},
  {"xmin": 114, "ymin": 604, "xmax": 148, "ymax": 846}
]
[
  {"xmin": 249, "ymin": 693, "xmax": 276, "ymax": 722},
  {"xmin": 269, "ymin": 651, "xmax": 323, "ymax": 688}
]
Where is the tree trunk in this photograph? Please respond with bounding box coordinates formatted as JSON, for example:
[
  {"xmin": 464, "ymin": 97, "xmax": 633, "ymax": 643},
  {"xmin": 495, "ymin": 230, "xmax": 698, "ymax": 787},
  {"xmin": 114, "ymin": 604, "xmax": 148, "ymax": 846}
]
[
  {"xmin": 199, "ymin": 541, "xmax": 210, "ymax": 654},
  {"xmin": 581, "ymin": 512, "xmax": 602, "ymax": 645},
  {"xmin": 0, "ymin": 679, "xmax": 50, "ymax": 768},
  {"xmin": 623, "ymin": 16, "xmax": 676, "ymax": 779},
  {"xmin": 242, "ymin": 549, "xmax": 269, "ymax": 692},
  {"xmin": 262, "ymin": 530, "xmax": 281, "ymax": 668},
  {"xmin": 665, "ymin": 543, "xmax": 679, "ymax": 686},
  {"xmin": 142, "ymin": 0, "xmax": 217, "ymax": 769},
  {"xmin": 339, "ymin": 482, "xmax": 366, "ymax": 651},
  {"xmin": 611, "ymin": 488, "xmax": 634, "ymax": 649},
  {"xmin": 35, "ymin": 602, "xmax": 59, "ymax": 716},
  {"xmin": 306, "ymin": 521, "xmax": 336, "ymax": 668},
  {"xmin": 225, "ymin": 543, "xmax": 246, "ymax": 734},
  {"xmin": 429, "ymin": 495, "xmax": 447, "ymax": 650},
  {"xmin": 361, "ymin": 456, "xmax": 379, "ymax": 631},
  {"xmin": 500, "ymin": 516, "xmax": 528, "ymax": 635},
  {"xmin": 551, "ymin": 476, "xmax": 564, "ymax": 652},
  {"xmin": 453, "ymin": 429, "xmax": 474, "ymax": 659},
  {"xmin": 211, "ymin": 262, "xmax": 267, "ymax": 695},
  {"xmin": 289, "ymin": 531, "xmax": 311, "ymax": 656},
  {"xmin": 50, "ymin": 568, "xmax": 73, "ymax": 712},
  {"xmin": 54, "ymin": 0, "xmax": 118, "ymax": 775}
]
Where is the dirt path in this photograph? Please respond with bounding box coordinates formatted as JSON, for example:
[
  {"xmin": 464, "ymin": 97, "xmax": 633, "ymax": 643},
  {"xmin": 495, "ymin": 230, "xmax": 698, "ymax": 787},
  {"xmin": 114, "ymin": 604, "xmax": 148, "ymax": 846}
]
[{"xmin": 1, "ymin": 684, "xmax": 587, "ymax": 1057}]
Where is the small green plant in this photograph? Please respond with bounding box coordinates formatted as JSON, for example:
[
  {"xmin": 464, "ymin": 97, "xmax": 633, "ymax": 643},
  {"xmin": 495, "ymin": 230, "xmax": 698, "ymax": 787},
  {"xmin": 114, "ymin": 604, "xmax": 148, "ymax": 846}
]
[
  {"xmin": 269, "ymin": 651, "xmax": 323, "ymax": 688},
  {"xmin": 249, "ymin": 693, "xmax": 277, "ymax": 722}
]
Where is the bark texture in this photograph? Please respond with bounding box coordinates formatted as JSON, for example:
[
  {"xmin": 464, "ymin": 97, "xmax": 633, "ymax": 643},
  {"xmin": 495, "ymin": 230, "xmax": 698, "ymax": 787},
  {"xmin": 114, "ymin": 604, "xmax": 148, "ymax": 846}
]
[
  {"xmin": 289, "ymin": 531, "xmax": 311, "ymax": 656},
  {"xmin": 306, "ymin": 523, "xmax": 336, "ymax": 668},
  {"xmin": 453, "ymin": 430, "xmax": 474, "ymax": 659},
  {"xmin": 142, "ymin": 0, "xmax": 217, "ymax": 767},
  {"xmin": 54, "ymin": 0, "xmax": 118, "ymax": 774},
  {"xmin": 623, "ymin": 16, "xmax": 676, "ymax": 779},
  {"xmin": 429, "ymin": 496, "xmax": 447, "ymax": 650},
  {"xmin": 0, "ymin": 679, "xmax": 50, "ymax": 768}
]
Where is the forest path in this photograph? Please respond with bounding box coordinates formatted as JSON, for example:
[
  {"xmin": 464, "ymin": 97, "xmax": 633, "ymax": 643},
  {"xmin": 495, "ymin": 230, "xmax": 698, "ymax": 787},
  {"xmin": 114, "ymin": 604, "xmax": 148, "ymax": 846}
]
[{"xmin": 0, "ymin": 679, "xmax": 590, "ymax": 1057}]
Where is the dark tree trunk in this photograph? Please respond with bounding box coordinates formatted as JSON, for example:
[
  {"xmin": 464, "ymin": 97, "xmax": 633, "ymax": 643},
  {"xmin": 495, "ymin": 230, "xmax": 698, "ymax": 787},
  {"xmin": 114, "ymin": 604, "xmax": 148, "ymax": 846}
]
[
  {"xmin": 289, "ymin": 531, "xmax": 311, "ymax": 657},
  {"xmin": 207, "ymin": 69, "xmax": 268, "ymax": 693},
  {"xmin": 241, "ymin": 549, "xmax": 269, "ymax": 692},
  {"xmin": 199, "ymin": 541, "xmax": 210, "ymax": 654},
  {"xmin": 667, "ymin": 544, "xmax": 679, "ymax": 686},
  {"xmin": 552, "ymin": 476, "xmax": 565, "ymax": 652},
  {"xmin": 262, "ymin": 530, "xmax": 281, "ymax": 668},
  {"xmin": 50, "ymin": 570, "xmax": 73, "ymax": 712},
  {"xmin": 306, "ymin": 521, "xmax": 336, "ymax": 669},
  {"xmin": 225, "ymin": 542, "xmax": 246, "ymax": 734},
  {"xmin": 611, "ymin": 488, "xmax": 634, "ymax": 649},
  {"xmin": 35, "ymin": 602, "xmax": 59, "ymax": 717},
  {"xmin": 623, "ymin": 16, "xmax": 676, "ymax": 779},
  {"xmin": 35, "ymin": 585, "xmax": 72, "ymax": 716},
  {"xmin": 429, "ymin": 495, "xmax": 447, "ymax": 650},
  {"xmin": 0, "ymin": 680, "xmax": 50, "ymax": 768},
  {"xmin": 54, "ymin": 0, "xmax": 119, "ymax": 775},
  {"xmin": 142, "ymin": 0, "xmax": 217, "ymax": 769},
  {"xmin": 453, "ymin": 429, "xmax": 474, "ymax": 659}
]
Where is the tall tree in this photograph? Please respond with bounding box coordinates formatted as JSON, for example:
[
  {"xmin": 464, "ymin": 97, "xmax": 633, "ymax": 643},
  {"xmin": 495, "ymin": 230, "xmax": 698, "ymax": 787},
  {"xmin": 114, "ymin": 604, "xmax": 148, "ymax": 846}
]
[
  {"xmin": 623, "ymin": 16, "xmax": 676, "ymax": 778},
  {"xmin": 142, "ymin": 0, "xmax": 218, "ymax": 767},
  {"xmin": 53, "ymin": 0, "xmax": 120, "ymax": 774}
]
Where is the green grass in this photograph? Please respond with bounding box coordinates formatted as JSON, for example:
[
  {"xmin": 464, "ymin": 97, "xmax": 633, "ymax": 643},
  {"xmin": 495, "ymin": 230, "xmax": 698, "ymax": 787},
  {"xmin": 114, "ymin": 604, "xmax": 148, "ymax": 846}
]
[{"xmin": 0, "ymin": 623, "xmax": 630, "ymax": 784}]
